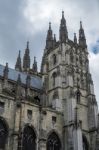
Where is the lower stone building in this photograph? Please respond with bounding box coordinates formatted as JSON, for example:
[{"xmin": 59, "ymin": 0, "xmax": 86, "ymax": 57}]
[{"xmin": 0, "ymin": 11, "xmax": 99, "ymax": 150}]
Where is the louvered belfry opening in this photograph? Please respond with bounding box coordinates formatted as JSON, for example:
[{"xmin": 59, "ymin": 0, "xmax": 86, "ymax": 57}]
[
  {"xmin": 22, "ymin": 126, "xmax": 36, "ymax": 150},
  {"xmin": 47, "ymin": 132, "xmax": 61, "ymax": 150},
  {"xmin": 0, "ymin": 118, "xmax": 8, "ymax": 149}
]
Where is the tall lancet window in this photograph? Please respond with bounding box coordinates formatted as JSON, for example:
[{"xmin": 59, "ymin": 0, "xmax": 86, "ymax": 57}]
[
  {"xmin": 76, "ymin": 88, "xmax": 81, "ymax": 103},
  {"xmin": 22, "ymin": 125, "xmax": 36, "ymax": 150},
  {"xmin": 52, "ymin": 72, "xmax": 57, "ymax": 86},
  {"xmin": 0, "ymin": 117, "xmax": 8, "ymax": 149},
  {"xmin": 53, "ymin": 54, "xmax": 57, "ymax": 65},
  {"xmin": 47, "ymin": 132, "xmax": 61, "ymax": 150},
  {"xmin": 70, "ymin": 50, "xmax": 74, "ymax": 63}
]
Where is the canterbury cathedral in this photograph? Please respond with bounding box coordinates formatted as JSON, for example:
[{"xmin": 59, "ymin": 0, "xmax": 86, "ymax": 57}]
[{"xmin": 0, "ymin": 11, "xmax": 99, "ymax": 150}]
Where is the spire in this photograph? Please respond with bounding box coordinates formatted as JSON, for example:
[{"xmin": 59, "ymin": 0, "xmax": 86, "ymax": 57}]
[
  {"xmin": 80, "ymin": 21, "xmax": 83, "ymax": 29},
  {"xmin": 79, "ymin": 21, "xmax": 87, "ymax": 48},
  {"xmin": 59, "ymin": 11, "xmax": 68, "ymax": 43},
  {"xmin": 74, "ymin": 33, "xmax": 77, "ymax": 44},
  {"xmin": 15, "ymin": 50, "xmax": 22, "ymax": 71},
  {"xmin": 46, "ymin": 22, "xmax": 53, "ymax": 50},
  {"xmin": 62, "ymin": 10, "xmax": 64, "ymax": 19},
  {"xmin": 32, "ymin": 56, "xmax": 38, "ymax": 73},
  {"xmin": 49, "ymin": 22, "xmax": 51, "ymax": 30},
  {"xmin": 27, "ymin": 41, "xmax": 29, "ymax": 49},
  {"xmin": 3, "ymin": 63, "xmax": 9, "ymax": 79},
  {"xmin": 23, "ymin": 41, "xmax": 30, "ymax": 72}
]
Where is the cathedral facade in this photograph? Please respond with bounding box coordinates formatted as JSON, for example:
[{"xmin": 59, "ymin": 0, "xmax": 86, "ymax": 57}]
[{"xmin": 0, "ymin": 11, "xmax": 99, "ymax": 150}]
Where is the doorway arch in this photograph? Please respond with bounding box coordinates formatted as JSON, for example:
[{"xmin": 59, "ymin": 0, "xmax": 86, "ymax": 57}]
[
  {"xmin": 22, "ymin": 125, "xmax": 37, "ymax": 150},
  {"xmin": 0, "ymin": 117, "xmax": 8, "ymax": 149},
  {"xmin": 47, "ymin": 132, "xmax": 61, "ymax": 150}
]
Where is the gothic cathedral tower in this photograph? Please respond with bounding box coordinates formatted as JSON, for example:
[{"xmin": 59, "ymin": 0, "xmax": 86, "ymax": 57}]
[
  {"xmin": 0, "ymin": 11, "xmax": 98, "ymax": 150},
  {"xmin": 41, "ymin": 11, "xmax": 98, "ymax": 150}
]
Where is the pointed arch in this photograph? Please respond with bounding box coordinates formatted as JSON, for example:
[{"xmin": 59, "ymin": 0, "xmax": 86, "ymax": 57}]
[
  {"xmin": 52, "ymin": 72, "xmax": 57, "ymax": 86},
  {"xmin": 0, "ymin": 117, "xmax": 9, "ymax": 149},
  {"xmin": 22, "ymin": 124, "xmax": 37, "ymax": 150},
  {"xmin": 53, "ymin": 54, "xmax": 57, "ymax": 65},
  {"xmin": 47, "ymin": 131, "xmax": 61, "ymax": 150},
  {"xmin": 70, "ymin": 49, "xmax": 74, "ymax": 63},
  {"xmin": 82, "ymin": 134, "xmax": 89, "ymax": 150}
]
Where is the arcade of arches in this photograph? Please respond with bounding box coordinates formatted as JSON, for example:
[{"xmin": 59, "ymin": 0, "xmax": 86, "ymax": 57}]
[{"xmin": 0, "ymin": 118, "xmax": 89, "ymax": 150}]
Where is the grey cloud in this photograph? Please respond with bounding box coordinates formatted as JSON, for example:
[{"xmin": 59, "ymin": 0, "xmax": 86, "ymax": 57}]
[
  {"xmin": 0, "ymin": 0, "xmax": 99, "ymax": 67},
  {"xmin": 0, "ymin": 0, "xmax": 99, "ymax": 102},
  {"xmin": 0, "ymin": 0, "xmax": 47, "ymax": 69},
  {"xmin": 0, "ymin": 0, "xmax": 28, "ymax": 67}
]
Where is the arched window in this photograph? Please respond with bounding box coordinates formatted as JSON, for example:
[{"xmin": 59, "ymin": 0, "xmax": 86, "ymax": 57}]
[
  {"xmin": 47, "ymin": 132, "xmax": 61, "ymax": 150},
  {"xmin": 0, "ymin": 117, "xmax": 8, "ymax": 149},
  {"xmin": 22, "ymin": 126, "xmax": 36, "ymax": 150},
  {"xmin": 53, "ymin": 54, "xmax": 57, "ymax": 65},
  {"xmin": 70, "ymin": 50, "xmax": 73, "ymax": 63},
  {"xmin": 52, "ymin": 72, "xmax": 57, "ymax": 86},
  {"xmin": 83, "ymin": 135, "xmax": 89, "ymax": 150}
]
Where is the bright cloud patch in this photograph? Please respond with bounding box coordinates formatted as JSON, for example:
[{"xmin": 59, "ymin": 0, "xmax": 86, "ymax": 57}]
[{"xmin": 23, "ymin": 0, "xmax": 99, "ymax": 42}]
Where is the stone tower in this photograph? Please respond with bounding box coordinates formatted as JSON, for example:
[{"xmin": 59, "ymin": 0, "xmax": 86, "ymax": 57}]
[
  {"xmin": 41, "ymin": 11, "xmax": 98, "ymax": 150},
  {"xmin": 0, "ymin": 11, "xmax": 98, "ymax": 150}
]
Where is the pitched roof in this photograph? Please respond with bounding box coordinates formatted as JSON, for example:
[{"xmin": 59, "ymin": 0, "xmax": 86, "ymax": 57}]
[{"xmin": 0, "ymin": 65, "xmax": 43, "ymax": 90}]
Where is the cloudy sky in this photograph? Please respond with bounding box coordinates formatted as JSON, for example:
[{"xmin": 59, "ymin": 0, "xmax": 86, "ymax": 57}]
[{"xmin": 0, "ymin": 0, "xmax": 99, "ymax": 103}]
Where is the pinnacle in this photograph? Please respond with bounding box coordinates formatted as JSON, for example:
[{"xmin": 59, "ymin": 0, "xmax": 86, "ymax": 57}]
[
  {"xmin": 80, "ymin": 21, "xmax": 83, "ymax": 29},
  {"xmin": 62, "ymin": 10, "xmax": 64, "ymax": 18},
  {"xmin": 49, "ymin": 22, "xmax": 51, "ymax": 30},
  {"xmin": 27, "ymin": 41, "xmax": 29, "ymax": 49}
]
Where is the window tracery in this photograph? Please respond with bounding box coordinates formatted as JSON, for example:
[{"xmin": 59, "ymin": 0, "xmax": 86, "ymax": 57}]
[
  {"xmin": 22, "ymin": 126, "xmax": 36, "ymax": 150},
  {"xmin": 47, "ymin": 132, "xmax": 61, "ymax": 150}
]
